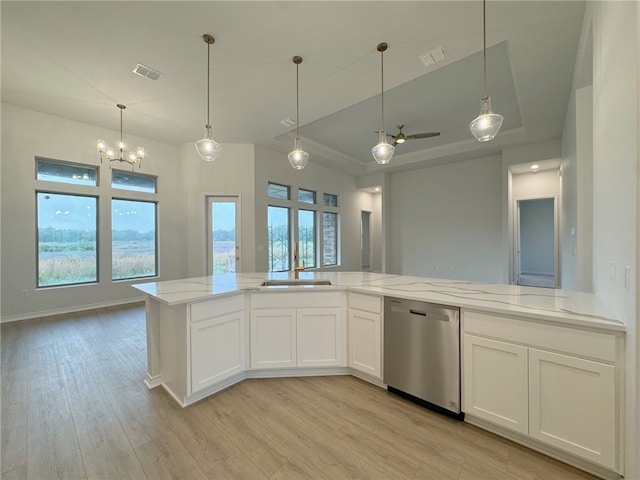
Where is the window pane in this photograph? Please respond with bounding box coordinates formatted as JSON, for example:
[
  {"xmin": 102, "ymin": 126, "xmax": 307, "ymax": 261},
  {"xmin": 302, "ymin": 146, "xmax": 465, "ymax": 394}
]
[
  {"xmin": 36, "ymin": 159, "xmax": 97, "ymax": 186},
  {"xmin": 37, "ymin": 192, "xmax": 97, "ymax": 287},
  {"xmin": 112, "ymin": 170, "xmax": 157, "ymax": 193},
  {"xmin": 112, "ymin": 199, "xmax": 157, "ymax": 280},
  {"xmin": 268, "ymin": 205, "xmax": 290, "ymax": 272},
  {"xmin": 298, "ymin": 189, "xmax": 315, "ymax": 204},
  {"xmin": 323, "ymin": 212, "xmax": 338, "ymax": 266},
  {"xmin": 268, "ymin": 182, "xmax": 290, "ymax": 200},
  {"xmin": 323, "ymin": 193, "xmax": 338, "ymax": 207},
  {"xmin": 210, "ymin": 200, "xmax": 237, "ymax": 274},
  {"xmin": 298, "ymin": 209, "xmax": 316, "ymax": 268}
]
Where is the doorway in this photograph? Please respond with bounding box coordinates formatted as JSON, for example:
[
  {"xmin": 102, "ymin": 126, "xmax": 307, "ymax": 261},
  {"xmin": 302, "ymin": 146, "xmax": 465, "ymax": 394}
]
[
  {"xmin": 361, "ymin": 211, "xmax": 372, "ymax": 272},
  {"xmin": 206, "ymin": 196, "xmax": 240, "ymax": 275},
  {"xmin": 514, "ymin": 197, "xmax": 558, "ymax": 287}
]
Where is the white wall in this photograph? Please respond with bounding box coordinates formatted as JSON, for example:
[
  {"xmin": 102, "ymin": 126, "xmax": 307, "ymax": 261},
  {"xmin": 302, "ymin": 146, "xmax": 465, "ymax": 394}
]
[
  {"xmin": 583, "ymin": 1, "xmax": 639, "ymax": 478},
  {"xmin": 387, "ymin": 155, "xmax": 504, "ymax": 282},
  {"xmin": 0, "ymin": 104, "xmax": 185, "ymax": 320},
  {"xmin": 180, "ymin": 142, "xmax": 256, "ymax": 277},
  {"xmin": 253, "ymin": 146, "xmax": 369, "ymax": 272},
  {"xmin": 561, "ymin": 86, "xmax": 594, "ymax": 293}
]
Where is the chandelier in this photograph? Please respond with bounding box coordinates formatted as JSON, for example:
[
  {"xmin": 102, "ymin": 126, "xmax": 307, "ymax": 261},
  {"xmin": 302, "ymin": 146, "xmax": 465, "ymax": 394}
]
[{"xmin": 96, "ymin": 104, "xmax": 145, "ymax": 169}]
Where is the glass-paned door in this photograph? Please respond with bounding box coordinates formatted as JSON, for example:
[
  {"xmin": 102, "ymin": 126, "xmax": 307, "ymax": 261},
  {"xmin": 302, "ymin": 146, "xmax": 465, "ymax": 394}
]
[{"xmin": 206, "ymin": 196, "xmax": 240, "ymax": 275}]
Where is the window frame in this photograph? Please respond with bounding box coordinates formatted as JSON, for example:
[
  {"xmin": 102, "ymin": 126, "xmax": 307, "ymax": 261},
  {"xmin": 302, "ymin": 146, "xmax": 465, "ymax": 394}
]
[
  {"xmin": 36, "ymin": 190, "xmax": 99, "ymax": 288},
  {"xmin": 36, "ymin": 157, "xmax": 99, "ymax": 187},
  {"xmin": 111, "ymin": 197, "xmax": 159, "ymax": 281}
]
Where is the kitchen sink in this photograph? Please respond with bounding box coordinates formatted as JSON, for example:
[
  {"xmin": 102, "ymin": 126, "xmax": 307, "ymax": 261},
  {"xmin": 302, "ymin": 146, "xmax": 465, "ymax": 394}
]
[{"xmin": 261, "ymin": 279, "xmax": 332, "ymax": 287}]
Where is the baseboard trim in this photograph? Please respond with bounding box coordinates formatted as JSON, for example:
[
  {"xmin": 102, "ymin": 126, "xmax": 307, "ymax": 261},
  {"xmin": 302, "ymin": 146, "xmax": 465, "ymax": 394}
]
[
  {"xmin": 464, "ymin": 414, "xmax": 622, "ymax": 480},
  {"xmin": 1, "ymin": 297, "xmax": 145, "ymax": 323}
]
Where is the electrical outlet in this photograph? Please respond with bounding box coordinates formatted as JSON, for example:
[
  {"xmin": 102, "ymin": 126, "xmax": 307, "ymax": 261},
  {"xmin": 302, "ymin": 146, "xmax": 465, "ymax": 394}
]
[
  {"xmin": 610, "ymin": 261, "xmax": 616, "ymax": 281},
  {"xmin": 21, "ymin": 289, "xmax": 28, "ymax": 297},
  {"xmin": 624, "ymin": 266, "xmax": 631, "ymax": 291}
]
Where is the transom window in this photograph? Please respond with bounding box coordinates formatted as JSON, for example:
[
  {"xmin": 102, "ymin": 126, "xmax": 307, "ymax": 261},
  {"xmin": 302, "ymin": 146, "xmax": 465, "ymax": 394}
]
[{"xmin": 36, "ymin": 158, "xmax": 97, "ymax": 186}]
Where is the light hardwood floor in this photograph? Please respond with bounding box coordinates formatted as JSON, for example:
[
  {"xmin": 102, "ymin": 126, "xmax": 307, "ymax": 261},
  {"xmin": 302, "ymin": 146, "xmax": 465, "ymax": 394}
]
[{"xmin": 1, "ymin": 304, "xmax": 599, "ymax": 480}]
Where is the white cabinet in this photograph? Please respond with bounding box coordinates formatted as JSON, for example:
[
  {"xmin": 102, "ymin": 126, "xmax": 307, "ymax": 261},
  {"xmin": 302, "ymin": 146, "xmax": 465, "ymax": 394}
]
[
  {"xmin": 347, "ymin": 293, "xmax": 382, "ymax": 379},
  {"xmin": 249, "ymin": 292, "xmax": 344, "ymax": 370},
  {"xmin": 529, "ymin": 348, "xmax": 616, "ymax": 469},
  {"xmin": 462, "ymin": 310, "xmax": 620, "ymax": 472},
  {"xmin": 189, "ymin": 295, "xmax": 246, "ymax": 395},
  {"xmin": 463, "ymin": 335, "xmax": 528, "ymax": 434},
  {"xmin": 250, "ymin": 309, "xmax": 297, "ymax": 369},
  {"xmin": 297, "ymin": 308, "xmax": 343, "ymax": 367}
]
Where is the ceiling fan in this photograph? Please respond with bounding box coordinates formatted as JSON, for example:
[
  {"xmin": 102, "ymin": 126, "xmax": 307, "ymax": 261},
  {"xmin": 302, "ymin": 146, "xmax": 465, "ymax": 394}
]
[{"xmin": 386, "ymin": 124, "xmax": 440, "ymax": 146}]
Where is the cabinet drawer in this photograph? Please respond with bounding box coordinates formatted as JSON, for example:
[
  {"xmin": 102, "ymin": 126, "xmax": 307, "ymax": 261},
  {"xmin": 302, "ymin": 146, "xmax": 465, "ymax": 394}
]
[
  {"xmin": 190, "ymin": 295, "xmax": 245, "ymax": 323},
  {"xmin": 463, "ymin": 310, "xmax": 616, "ymax": 363},
  {"xmin": 348, "ymin": 292, "xmax": 381, "ymax": 314},
  {"xmin": 251, "ymin": 291, "xmax": 342, "ymax": 309}
]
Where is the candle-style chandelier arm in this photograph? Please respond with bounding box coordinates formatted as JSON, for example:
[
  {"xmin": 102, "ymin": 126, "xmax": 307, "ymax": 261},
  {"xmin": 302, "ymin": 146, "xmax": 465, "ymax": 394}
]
[{"xmin": 96, "ymin": 104, "xmax": 145, "ymax": 170}]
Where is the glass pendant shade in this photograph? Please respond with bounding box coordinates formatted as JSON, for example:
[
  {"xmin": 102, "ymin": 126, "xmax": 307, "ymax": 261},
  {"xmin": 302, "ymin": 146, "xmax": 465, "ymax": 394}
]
[
  {"xmin": 469, "ymin": 97, "xmax": 503, "ymax": 142},
  {"xmin": 288, "ymin": 137, "xmax": 309, "ymax": 170},
  {"xmin": 372, "ymin": 130, "xmax": 395, "ymax": 165},
  {"xmin": 196, "ymin": 125, "xmax": 221, "ymax": 162}
]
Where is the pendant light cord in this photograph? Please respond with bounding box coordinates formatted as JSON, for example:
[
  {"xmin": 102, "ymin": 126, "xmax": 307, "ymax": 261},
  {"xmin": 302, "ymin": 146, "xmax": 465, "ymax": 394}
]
[
  {"xmin": 482, "ymin": 0, "xmax": 488, "ymax": 100},
  {"xmin": 206, "ymin": 41, "xmax": 211, "ymax": 128},
  {"xmin": 296, "ymin": 61, "xmax": 300, "ymax": 139},
  {"xmin": 380, "ymin": 48, "xmax": 385, "ymax": 131}
]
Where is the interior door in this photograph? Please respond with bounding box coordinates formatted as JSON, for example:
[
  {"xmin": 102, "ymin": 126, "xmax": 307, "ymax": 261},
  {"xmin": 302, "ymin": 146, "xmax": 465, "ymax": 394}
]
[
  {"xmin": 206, "ymin": 196, "xmax": 240, "ymax": 275},
  {"xmin": 361, "ymin": 210, "xmax": 371, "ymax": 272},
  {"xmin": 515, "ymin": 197, "xmax": 557, "ymax": 288}
]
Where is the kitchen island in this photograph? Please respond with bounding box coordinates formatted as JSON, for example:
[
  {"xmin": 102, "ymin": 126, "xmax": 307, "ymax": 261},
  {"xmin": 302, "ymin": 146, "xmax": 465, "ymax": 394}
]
[{"xmin": 133, "ymin": 272, "xmax": 625, "ymax": 479}]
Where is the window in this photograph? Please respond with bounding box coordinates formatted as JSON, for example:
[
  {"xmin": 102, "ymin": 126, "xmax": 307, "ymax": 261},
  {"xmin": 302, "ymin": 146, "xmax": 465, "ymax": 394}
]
[
  {"xmin": 298, "ymin": 189, "xmax": 315, "ymax": 204},
  {"xmin": 323, "ymin": 193, "xmax": 338, "ymax": 207},
  {"xmin": 112, "ymin": 170, "xmax": 157, "ymax": 193},
  {"xmin": 112, "ymin": 199, "xmax": 157, "ymax": 280},
  {"xmin": 268, "ymin": 205, "xmax": 290, "ymax": 272},
  {"xmin": 267, "ymin": 182, "xmax": 340, "ymax": 271},
  {"xmin": 268, "ymin": 182, "xmax": 290, "ymax": 200},
  {"xmin": 323, "ymin": 212, "xmax": 339, "ymax": 266},
  {"xmin": 298, "ymin": 209, "xmax": 316, "ymax": 268},
  {"xmin": 36, "ymin": 158, "xmax": 97, "ymax": 186},
  {"xmin": 37, "ymin": 192, "xmax": 98, "ymax": 287}
]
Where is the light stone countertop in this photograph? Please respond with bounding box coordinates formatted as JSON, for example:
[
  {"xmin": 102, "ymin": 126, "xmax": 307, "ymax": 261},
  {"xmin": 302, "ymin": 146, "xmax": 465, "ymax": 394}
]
[{"xmin": 132, "ymin": 271, "xmax": 625, "ymax": 332}]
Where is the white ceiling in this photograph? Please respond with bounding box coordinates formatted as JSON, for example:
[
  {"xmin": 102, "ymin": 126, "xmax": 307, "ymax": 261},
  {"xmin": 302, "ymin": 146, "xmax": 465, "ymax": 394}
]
[{"xmin": 1, "ymin": 1, "xmax": 585, "ymax": 176}]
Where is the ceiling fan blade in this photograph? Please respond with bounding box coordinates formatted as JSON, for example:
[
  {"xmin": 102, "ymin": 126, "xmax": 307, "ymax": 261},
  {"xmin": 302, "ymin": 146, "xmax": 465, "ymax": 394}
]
[{"xmin": 406, "ymin": 132, "xmax": 441, "ymax": 140}]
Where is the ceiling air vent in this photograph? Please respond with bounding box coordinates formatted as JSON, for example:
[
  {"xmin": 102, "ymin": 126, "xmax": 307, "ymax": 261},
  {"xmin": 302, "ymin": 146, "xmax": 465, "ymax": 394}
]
[
  {"xmin": 279, "ymin": 117, "xmax": 297, "ymax": 127},
  {"xmin": 133, "ymin": 63, "xmax": 163, "ymax": 81},
  {"xmin": 419, "ymin": 46, "xmax": 447, "ymax": 67}
]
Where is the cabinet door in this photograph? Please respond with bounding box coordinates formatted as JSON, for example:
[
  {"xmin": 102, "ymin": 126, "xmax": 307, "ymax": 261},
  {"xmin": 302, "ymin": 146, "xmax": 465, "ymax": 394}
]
[
  {"xmin": 529, "ymin": 348, "xmax": 616, "ymax": 469},
  {"xmin": 463, "ymin": 334, "xmax": 529, "ymax": 434},
  {"xmin": 347, "ymin": 309, "xmax": 381, "ymax": 378},
  {"xmin": 250, "ymin": 309, "xmax": 297, "ymax": 369},
  {"xmin": 190, "ymin": 311, "xmax": 245, "ymax": 394},
  {"xmin": 297, "ymin": 308, "xmax": 343, "ymax": 367}
]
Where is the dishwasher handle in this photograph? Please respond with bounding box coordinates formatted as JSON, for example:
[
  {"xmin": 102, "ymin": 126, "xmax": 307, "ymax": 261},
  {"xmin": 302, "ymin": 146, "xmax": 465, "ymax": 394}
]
[{"xmin": 409, "ymin": 309, "xmax": 427, "ymax": 316}]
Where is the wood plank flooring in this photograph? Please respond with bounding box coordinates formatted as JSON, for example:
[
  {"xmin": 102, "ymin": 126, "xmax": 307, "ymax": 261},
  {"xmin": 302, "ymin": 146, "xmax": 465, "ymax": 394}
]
[{"xmin": 1, "ymin": 304, "xmax": 599, "ymax": 479}]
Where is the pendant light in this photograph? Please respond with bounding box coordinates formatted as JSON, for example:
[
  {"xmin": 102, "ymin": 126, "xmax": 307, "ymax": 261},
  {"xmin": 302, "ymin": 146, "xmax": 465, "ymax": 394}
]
[
  {"xmin": 96, "ymin": 104, "xmax": 145, "ymax": 170},
  {"xmin": 371, "ymin": 42, "xmax": 394, "ymax": 165},
  {"xmin": 469, "ymin": 0, "xmax": 503, "ymax": 142},
  {"xmin": 288, "ymin": 56, "xmax": 309, "ymax": 170},
  {"xmin": 195, "ymin": 34, "xmax": 221, "ymax": 162}
]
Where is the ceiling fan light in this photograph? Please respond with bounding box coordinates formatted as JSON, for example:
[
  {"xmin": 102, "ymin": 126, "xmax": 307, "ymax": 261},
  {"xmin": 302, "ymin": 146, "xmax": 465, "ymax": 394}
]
[
  {"xmin": 196, "ymin": 125, "xmax": 221, "ymax": 162},
  {"xmin": 372, "ymin": 130, "xmax": 395, "ymax": 165},
  {"xmin": 470, "ymin": 97, "xmax": 503, "ymax": 142},
  {"xmin": 288, "ymin": 138, "xmax": 309, "ymax": 170}
]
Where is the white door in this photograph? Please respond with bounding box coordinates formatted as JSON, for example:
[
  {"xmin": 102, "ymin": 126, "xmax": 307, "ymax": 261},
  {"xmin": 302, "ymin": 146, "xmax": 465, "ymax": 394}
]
[
  {"xmin": 250, "ymin": 309, "xmax": 297, "ymax": 369},
  {"xmin": 528, "ymin": 348, "xmax": 616, "ymax": 469},
  {"xmin": 463, "ymin": 334, "xmax": 529, "ymax": 434},
  {"xmin": 206, "ymin": 196, "xmax": 240, "ymax": 275},
  {"xmin": 297, "ymin": 308, "xmax": 343, "ymax": 367}
]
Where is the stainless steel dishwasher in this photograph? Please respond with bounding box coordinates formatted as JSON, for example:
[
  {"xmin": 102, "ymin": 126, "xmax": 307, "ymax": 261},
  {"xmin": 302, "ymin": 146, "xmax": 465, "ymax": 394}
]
[{"xmin": 383, "ymin": 296, "xmax": 462, "ymax": 419}]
